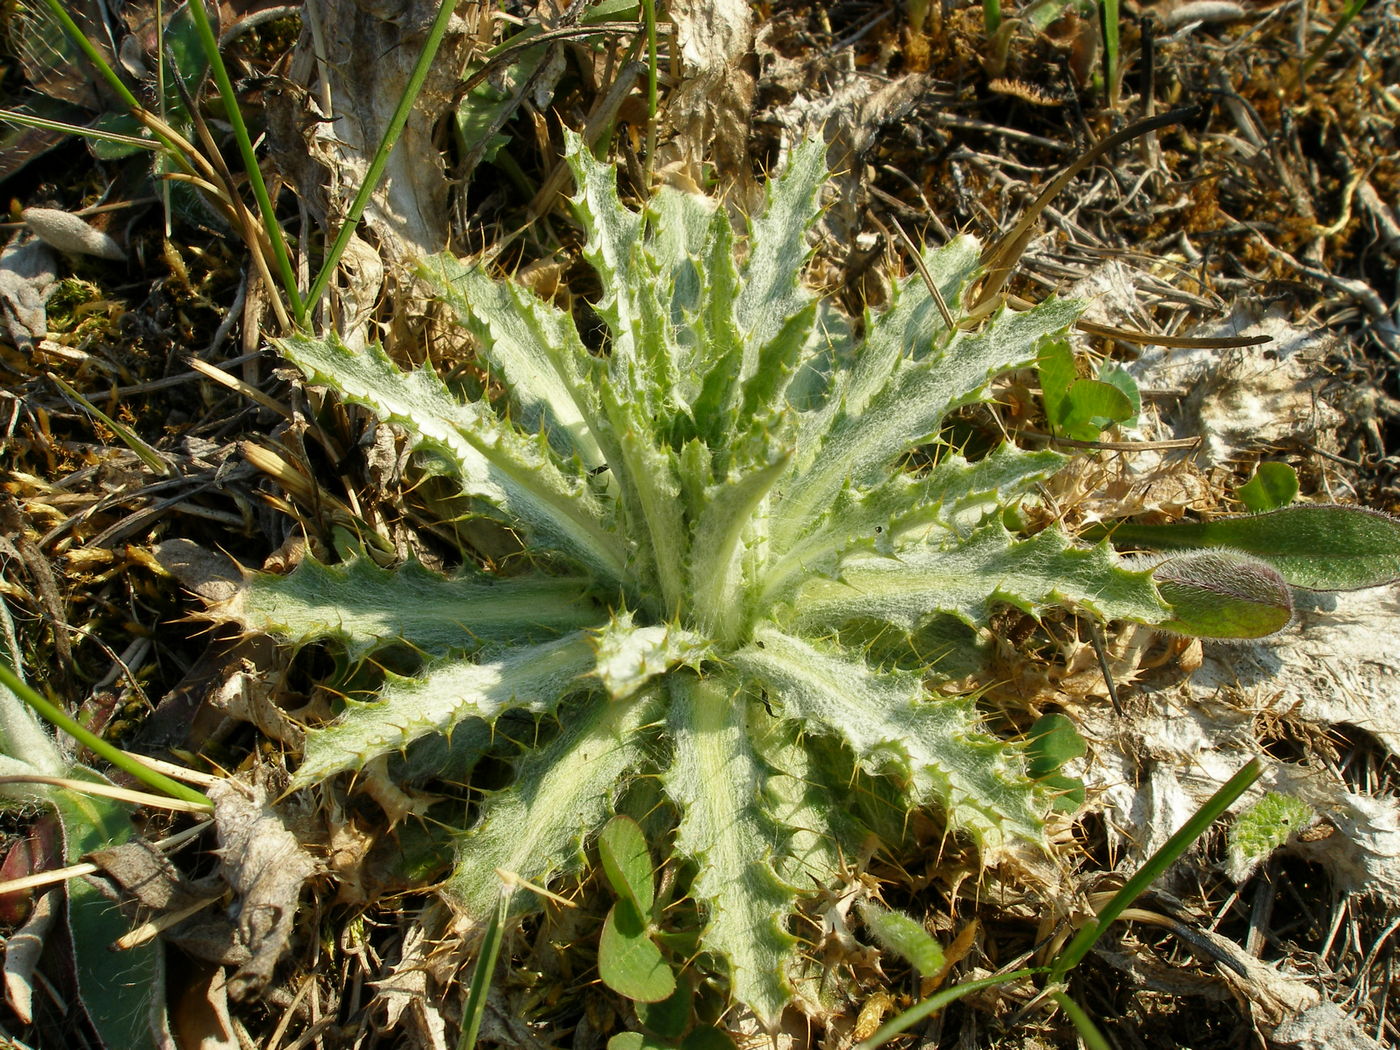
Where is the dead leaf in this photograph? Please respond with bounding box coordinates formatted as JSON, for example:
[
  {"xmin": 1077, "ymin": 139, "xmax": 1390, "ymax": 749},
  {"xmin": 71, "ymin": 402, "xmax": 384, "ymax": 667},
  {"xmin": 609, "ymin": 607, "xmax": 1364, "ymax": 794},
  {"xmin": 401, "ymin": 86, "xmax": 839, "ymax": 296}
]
[
  {"xmin": 3, "ymin": 888, "xmax": 58, "ymax": 1024},
  {"xmin": 170, "ymin": 961, "xmax": 240, "ymax": 1050},
  {"xmin": 208, "ymin": 770, "xmax": 320, "ymax": 1000},
  {"xmin": 0, "ymin": 235, "xmax": 58, "ymax": 350}
]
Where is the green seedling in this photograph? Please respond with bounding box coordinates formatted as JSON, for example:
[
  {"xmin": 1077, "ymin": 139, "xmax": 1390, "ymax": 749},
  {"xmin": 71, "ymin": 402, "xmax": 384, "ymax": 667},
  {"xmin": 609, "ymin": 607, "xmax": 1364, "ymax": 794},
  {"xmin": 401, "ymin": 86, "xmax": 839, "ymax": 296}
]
[
  {"xmin": 1237, "ymin": 461, "xmax": 1299, "ymax": 513},
  {"xmin": 222, "ymin": 136, "xmax": 1388, "ymax": 1029},
  {"xmin": 1038, "ymin": 338, "xmax": 1140, "ymax": 441},
  {"xmin": 597, "ymin": 816, "xmax": 676, "ymax": 1004}
]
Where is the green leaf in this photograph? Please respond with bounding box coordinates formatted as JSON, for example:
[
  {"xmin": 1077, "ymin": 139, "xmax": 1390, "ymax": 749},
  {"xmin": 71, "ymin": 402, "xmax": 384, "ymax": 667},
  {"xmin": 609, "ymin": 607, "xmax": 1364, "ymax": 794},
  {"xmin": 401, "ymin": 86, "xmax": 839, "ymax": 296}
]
[
  {"xmin": 1228, "ymin": 792, "xmax": 1315, "ymax": 872},
  {"xmin": 792, "ymin": 525, "xmax": 1166, "ymax": 632},
  {"xmin": 228, "ymin": 555, "xmax": 602, "ymax": 661},
  {"xmin": 610, "ymin": 1034, "xmax": 672, "ymax": 1050},
  {"xmin": 1237, "ymin": 462, "xmax": 1299, "ymax": 513},
  {"xmin": 590, "ymin": 614, "xmax": 708, "ymax": 701},
  {"xmin": 448, "ymin": 689, "xmax": 661, "ymax": 919},
  {"xmin": 459, "ymin": 889, "xmax": 508, "ymax": 1050},
  {"xmin": 636, "ymin": 980, "xmax": 693, "ymax": 1038},
  {"xmin": 599, "ymin": 815, "xmax": 656, "ymax": 913},
  {"xmin": 735, "ymin": 628, "xmax": 1042, "ymax": 844},
  {"xmin": 419, "ymin": 253, "xmax": 608, "ymax": 471},
  {"xmin": 780, "ymin": 298, "xmax": 1083, "ymax": 542},
  {"xmin": 733, "ymin": 139, "xmax": 825, "ymax": 374},
  {"xmin": 1058, "ymin": 378, "xmax": 1134, "ymax": 438},
  {"xmin": 1037, "ymin": 336, "xmax": 1076, "ymax": 430},
  {"xmin": 682, "ymin": 1029, "xmax": 738, "ymax": 1050},
  {"xmin": 1025, "ymin": 713, "xmax": 1086, "ymax": 813},
  {"xmin": 56, "ymin": 785, "xmax": 162, "ymax": 1050},
  {"xmin": 294, "ymin": 633, "xmax": 597, "ymax": 785},
  {"xmin": 1152, "ymin": 550, "xmax": 1294, "ymax": 639},
  {"xmin": 275, "ymin": 333, "xmax": 628, "ymax": 586},
  {"xmin": 565, "ymin": 130, "xmax": 659, "ymax": 408},
  {"xmin": 688, "ymin": 449, "xmax": 791, "ymax": 642},
  {"xmin": 857, "ymin": 902, "xmax": 945, "ymax": 976},
  {"xmin": 838, "ymin": 237, "xmax": 983, "ymax": 425},
  {"xmin": 1105, "ymin": 505, "xmax": 1400, "ymax": 591},
  {"xmin": 599, "ymin": 898, "xmax": 676, "ymax": 1003},
  {"xmin": 664, "ymin": 675, "xmax": 798, "ymax": 1028},
  {"xmin": 1025, "ymin": 713, "xmax": 1086, "ymax": 779},
  {"xmin": 1097, "ymin": 363, "xmax": 1141, "ymax": 427}
]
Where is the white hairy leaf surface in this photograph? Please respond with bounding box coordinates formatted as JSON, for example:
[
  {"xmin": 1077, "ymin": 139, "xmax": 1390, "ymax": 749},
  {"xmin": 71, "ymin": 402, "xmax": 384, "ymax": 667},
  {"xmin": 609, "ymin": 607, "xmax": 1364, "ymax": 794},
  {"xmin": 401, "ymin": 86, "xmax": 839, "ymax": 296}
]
[{"xmin": 664, "ymin": 675, "xmax": 799, "ymax": 1027}]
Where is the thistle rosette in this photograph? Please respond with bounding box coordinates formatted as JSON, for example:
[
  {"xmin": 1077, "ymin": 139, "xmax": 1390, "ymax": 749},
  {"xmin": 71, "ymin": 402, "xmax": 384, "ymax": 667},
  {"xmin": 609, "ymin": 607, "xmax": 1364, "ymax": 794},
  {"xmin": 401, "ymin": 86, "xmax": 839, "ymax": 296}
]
[{"xmin": 226, "ymin": 132, "xmax": 1180, "ymax": 1025}]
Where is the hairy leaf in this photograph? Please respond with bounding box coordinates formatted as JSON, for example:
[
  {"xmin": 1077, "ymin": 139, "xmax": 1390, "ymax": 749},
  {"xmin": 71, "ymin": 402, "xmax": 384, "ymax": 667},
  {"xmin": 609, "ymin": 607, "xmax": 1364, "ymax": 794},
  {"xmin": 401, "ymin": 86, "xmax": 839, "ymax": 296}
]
[
  {"xmin": 226, "ymin": 555, "xmax": 601, "ymax": 661},
  {"xmin": 665, "ymin": 675, "xmax": 798, "ymax": 1028},
  {"xmin": 1104, "ymin": 504, "xmax": 1400, "ymax": 591}
]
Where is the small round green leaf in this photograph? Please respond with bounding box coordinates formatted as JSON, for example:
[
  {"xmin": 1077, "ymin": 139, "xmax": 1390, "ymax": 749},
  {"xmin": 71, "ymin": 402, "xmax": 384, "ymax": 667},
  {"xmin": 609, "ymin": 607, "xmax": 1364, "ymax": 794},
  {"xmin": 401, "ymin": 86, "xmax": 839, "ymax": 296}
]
[
  {"xmin": 1153, "ymin": 550, "xmax": 1293, "ymax": 639},
  {"xmin": 1057, "ymin": 378, "xmax": 1135, "ymax": 439},
  {"xmin": 599, "ymin": 815, "xmax": 655, "ymax": 913},
  {"xmin": 636, "ymin": 980, "xmax": 692, "ymax": 1039},
  {"xmin": 1025, "ymin": 713, "xmax": 1086, "ymax": 779},
  {"xmin": 1097, "ymin": 364, "xmax": 1141, "ymax": 427},
  {"xmin": 1237, "ymin": 462, "xmax": 1299, "ymax": 514},
  {"xmin": 599, "ymin": 900, "xmax": 676, "ymax": 1003},
  {"xmin": 1026, "ymin": 714, "xmax": 1087, "ymax": 813}
]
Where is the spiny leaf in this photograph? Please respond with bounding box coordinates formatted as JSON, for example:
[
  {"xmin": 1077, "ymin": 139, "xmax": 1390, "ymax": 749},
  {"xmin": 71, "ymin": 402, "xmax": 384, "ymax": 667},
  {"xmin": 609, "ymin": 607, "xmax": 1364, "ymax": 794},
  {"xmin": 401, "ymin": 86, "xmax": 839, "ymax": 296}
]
[
  {"xmin": 589, "ymin": 614, "xmax": 708, "ymax": 700},
  {"xmin": 226, "ymin": 555, "xmax": 602, "ymax": 661},
  {"xmin": 276, "ymin": 333, "xmax": 628, "ymax": 585},
  {"xmin": 733, "ymin": 138, "xmax": 826, "ymax": 370},
  {"xmin": 791, "ymin": 524, "xmax": 1166, "ymax": 633},
  {"xmin": 419, "ymin": 253, "xmax": 608, "ymax": 471},
  {"xmin": 835, "ymin": 236, "xmax": 982, "ymax": 425},
  {"xmin": 1229, "ymin": 792, "xmax": 1315, "ymax": 872},
  {"xmin": 760, "ymin": 446, "xmax": 1066, "ymax": 606},
  {"xmin": 665, "ymin": 675, "xmax": 798, "ymax": 1028},
  {"xmin": 779, "ymin": 298, "xmax": 1083, "ymax": 542},
  {"xmin": 687, "ymin": 448, "xmax": 791, "ymax": 642},
  {"xmin": 293, "ymin": 633, "xmax": 596, "ymax": 785},
  {"xmin": 448, "ymin": 689, "xmax": 661, "ymax": 919},
  {"xmin": 734, "ymin": 628, "xmax": 1041, "ymax": 844}
]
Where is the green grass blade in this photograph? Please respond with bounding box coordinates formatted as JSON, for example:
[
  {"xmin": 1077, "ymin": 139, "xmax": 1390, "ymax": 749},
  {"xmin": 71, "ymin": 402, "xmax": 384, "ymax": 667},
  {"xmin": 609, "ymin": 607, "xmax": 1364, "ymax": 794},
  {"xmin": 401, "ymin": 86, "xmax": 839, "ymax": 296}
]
[
  {"xmin": 0, "ymin": 107, "xmax": 158, "ymax": 150},
  {"xmin": 0, "ymin": 660, "xmax": 212, "ymax": 808},
  {"xmin": 179, "ymin": 0, "xmax": 304, "ymax": 322},
  {"xmin": 1052, "ymin": 991, "xmax": 1113, "ymax": 1050},
  {"xmin": 49, "ymin": 373, "xmax": 175, "ymax": 476},
  {"xmin": 856, "ymin": 969, "xmax": 1040, "ymax": 1049},
  {"xmin": 456, "ymin": 889, "xmax": 508, "ymax": 1050},
  {"xmin": 1048, "ymin": 757, "xmax": 1262, "ymax": 982}
]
